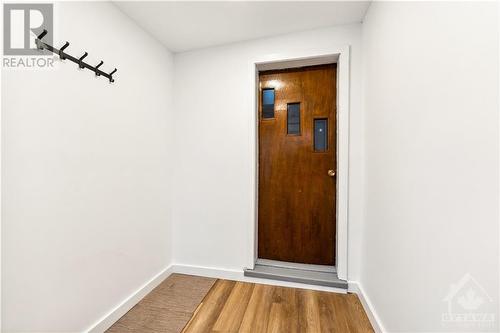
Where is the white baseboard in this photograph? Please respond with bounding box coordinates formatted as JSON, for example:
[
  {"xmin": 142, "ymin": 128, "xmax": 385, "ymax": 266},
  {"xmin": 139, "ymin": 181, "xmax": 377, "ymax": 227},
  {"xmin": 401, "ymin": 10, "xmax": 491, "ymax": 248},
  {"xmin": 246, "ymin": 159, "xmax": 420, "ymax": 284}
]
[
  {"xmin": 171, "ymin": 263, "xmax": 347, "ymax": 294},
  {"xmin": 172, "ymin": 263, "xmax": 243, "ymax": 280},
  {"xmin": 84, "ymin": 265, "xmax": 174, "ymax": 333},
  {"xmin": 348, "ymin": 281, "xmax": 385, "ymax": 333}
]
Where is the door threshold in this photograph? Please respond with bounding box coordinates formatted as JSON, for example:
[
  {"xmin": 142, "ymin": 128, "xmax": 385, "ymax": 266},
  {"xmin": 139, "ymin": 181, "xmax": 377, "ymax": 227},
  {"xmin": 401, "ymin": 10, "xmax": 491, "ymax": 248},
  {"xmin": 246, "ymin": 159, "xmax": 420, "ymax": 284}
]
[
  {"xmin": 244, "ymin": 262, "xmax": 347, "ymax": 289},
  {"xmin": 256, "ymin": 258, "xmax": 336, "ymax": 273}
]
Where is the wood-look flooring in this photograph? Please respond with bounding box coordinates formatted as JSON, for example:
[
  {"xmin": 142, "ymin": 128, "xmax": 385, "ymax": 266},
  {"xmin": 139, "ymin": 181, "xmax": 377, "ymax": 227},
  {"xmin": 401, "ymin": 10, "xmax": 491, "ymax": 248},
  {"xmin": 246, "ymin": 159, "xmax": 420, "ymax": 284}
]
[
  {"xmin": 106, "ymin": 274, "xmax": 216, "ymax": 333},
  {"xmin": 183, "ymin": 279, "xmax": 374, "ymax": 333},
  {"xmin": 107, "ymin": 274, "xmax": 374, "ymax": 333}
]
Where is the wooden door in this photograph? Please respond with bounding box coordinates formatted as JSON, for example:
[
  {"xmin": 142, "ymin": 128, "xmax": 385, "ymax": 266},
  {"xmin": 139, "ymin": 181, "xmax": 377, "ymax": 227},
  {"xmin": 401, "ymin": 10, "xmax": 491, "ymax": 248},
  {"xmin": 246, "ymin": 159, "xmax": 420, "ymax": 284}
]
[{"xmin": 258, "ymin": 64, "xmax": 336, "ymax": 265}]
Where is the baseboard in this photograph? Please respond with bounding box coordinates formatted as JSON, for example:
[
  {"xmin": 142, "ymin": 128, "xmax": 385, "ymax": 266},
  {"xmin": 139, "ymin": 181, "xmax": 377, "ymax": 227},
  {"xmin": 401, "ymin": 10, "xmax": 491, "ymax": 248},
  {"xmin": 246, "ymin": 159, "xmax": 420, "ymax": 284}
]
[
  {"xmin": 348, "ymin": 281, "xmax": 385, "ymax": 333},
  {"xmin": 84, "ymin": 265, "xmax": 174, "ymax": 333},
  {"xmin": 172, "ymin": 263, "xmax": 347, "ymax": 293}
]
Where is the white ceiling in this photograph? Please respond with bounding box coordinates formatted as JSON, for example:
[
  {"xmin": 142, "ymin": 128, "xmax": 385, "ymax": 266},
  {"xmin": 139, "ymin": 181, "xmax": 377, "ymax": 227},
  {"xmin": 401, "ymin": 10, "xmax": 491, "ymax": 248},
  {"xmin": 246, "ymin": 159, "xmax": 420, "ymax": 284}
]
[{"xmin": 114, "ymin": 1, "xmax": 371, "ymax": 53}]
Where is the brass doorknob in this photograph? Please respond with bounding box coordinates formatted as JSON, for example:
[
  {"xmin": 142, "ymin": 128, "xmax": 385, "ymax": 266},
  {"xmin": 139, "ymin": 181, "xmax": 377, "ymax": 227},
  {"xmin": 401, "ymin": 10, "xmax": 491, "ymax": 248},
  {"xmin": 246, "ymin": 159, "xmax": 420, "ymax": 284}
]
[{"xmin": 328, "ymin": 170, "xmax": 336, "ymax": 177}]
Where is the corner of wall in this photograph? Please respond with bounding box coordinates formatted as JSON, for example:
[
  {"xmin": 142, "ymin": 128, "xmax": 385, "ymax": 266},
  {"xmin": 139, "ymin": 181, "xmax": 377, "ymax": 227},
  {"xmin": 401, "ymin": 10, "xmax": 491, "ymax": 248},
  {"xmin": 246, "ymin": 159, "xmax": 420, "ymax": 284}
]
[
  {"xmin": 348, "ymin": 281, "xmax": 385, "ymax": 333},
  {"xmin": 85, "ymin": 265, "xmax": 174, "ymax": 333}
]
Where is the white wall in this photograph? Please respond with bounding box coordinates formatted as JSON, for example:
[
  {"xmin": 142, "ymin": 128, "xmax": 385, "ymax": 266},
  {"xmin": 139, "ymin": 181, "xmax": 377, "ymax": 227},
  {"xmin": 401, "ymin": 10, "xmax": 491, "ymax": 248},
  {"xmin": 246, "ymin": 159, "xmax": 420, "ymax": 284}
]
[
  {"xmin": 172, "ymin": 24, "xmax": 365, "ymax": 281},
  {"xmin": 1, "ymin": 2, "xmax": 174, "ymax": 332},
  {"xmin": 361, "ymin": 2, "xmax": 499, "ymax": 332}
]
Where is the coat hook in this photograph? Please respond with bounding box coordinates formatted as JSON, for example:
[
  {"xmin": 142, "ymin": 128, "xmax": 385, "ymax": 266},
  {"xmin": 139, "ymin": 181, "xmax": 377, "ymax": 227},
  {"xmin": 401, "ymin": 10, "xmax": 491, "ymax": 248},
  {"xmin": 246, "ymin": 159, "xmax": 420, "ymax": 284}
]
[
  {"xmin": 37, "ymin": 29, "xmax": 48, "ymax": 40},
  {"xmin": 30, "ymin": 29, "xmax": 118, "ymax": 83},
  {"xmin": 59, "ymin": 42, "xmax": 69, "ymax": 60},
  {"xmin": 35, "ymin": 29, "xmax": 48, "ymax": 50},
  {"xmin": 108, "ymin": 68, "xmax": 117, "ymax": 83},
  {"xmin": 95, "ymin": 61, "xmax": 103, "ymax": 76},
  {"xmin": 78, "ymin": 52, "xmax": 88, "ymax": 69}
]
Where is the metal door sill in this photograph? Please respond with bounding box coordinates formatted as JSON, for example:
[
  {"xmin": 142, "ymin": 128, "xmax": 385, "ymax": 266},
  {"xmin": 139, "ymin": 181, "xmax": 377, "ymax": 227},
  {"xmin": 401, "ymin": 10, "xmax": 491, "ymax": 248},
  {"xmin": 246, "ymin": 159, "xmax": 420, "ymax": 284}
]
[{"xmin": 244, "ymin": 262, "xmax": 347, "ymax": 289}]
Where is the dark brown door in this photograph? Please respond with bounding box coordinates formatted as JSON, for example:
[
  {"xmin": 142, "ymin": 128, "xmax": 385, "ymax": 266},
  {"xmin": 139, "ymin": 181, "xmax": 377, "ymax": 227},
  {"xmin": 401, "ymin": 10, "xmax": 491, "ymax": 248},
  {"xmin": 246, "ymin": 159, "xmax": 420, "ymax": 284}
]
[{"xmin": 258, "ymin": 64, "xmax": 336, "ymax": 265}]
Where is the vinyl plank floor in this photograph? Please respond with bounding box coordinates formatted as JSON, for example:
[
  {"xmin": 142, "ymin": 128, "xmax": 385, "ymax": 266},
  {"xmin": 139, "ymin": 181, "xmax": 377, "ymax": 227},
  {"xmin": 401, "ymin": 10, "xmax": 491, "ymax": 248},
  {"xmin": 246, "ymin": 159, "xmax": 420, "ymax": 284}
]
[
  {"xmin": 182, "ymin": 280, "xmax": 374, "ymax": 333},
  {"xmin": 107, "ymin": 274, "xmax": 373, "ymax": 333}
]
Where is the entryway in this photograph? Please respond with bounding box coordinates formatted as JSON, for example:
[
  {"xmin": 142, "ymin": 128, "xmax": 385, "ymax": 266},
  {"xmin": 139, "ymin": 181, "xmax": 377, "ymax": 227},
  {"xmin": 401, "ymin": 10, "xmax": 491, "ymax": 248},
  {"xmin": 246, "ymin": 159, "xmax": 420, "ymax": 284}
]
[{"xmin": 245, "ymin": 60, "xmax": 347, "ymax": 289}]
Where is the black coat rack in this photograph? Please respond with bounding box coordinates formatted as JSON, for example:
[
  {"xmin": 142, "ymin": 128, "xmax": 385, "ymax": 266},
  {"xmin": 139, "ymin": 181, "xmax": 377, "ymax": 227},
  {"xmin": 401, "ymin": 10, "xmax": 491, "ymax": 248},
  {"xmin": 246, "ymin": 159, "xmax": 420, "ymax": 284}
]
[{"xmin": 35, "ymin": 30, "xmax": 117, "ymax": 83}]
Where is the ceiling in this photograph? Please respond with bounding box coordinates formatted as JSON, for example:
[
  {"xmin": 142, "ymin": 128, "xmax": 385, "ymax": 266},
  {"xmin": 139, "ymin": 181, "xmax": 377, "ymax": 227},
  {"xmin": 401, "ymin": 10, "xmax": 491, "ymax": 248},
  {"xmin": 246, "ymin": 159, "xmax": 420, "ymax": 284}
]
[{"xmin": 114, "ymin": 1, "xmax": 371, "ymax": 53}]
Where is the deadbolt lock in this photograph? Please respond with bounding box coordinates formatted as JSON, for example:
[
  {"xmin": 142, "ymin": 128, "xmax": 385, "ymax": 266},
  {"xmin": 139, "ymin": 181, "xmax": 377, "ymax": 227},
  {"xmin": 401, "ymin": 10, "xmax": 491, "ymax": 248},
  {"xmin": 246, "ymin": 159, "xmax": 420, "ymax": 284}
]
[{"xmin": 328, "ymin": 170, "xmax": 336, "ymax": 177}]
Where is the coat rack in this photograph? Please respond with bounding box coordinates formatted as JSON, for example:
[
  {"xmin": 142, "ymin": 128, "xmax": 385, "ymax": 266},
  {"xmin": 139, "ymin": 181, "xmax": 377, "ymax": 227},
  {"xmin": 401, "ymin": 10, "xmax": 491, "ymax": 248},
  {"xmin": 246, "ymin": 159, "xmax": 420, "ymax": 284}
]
[{"xmin": 35, "ymin": 29, "xmax": 117, "ymax": 83}]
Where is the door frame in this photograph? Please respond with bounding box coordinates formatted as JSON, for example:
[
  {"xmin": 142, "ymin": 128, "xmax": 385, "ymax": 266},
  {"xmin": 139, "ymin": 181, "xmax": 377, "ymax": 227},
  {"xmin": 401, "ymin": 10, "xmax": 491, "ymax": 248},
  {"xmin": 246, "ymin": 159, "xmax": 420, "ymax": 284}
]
[{"xmin": 247, "ymin": 46, "xmax": 350, "ymax": 281}]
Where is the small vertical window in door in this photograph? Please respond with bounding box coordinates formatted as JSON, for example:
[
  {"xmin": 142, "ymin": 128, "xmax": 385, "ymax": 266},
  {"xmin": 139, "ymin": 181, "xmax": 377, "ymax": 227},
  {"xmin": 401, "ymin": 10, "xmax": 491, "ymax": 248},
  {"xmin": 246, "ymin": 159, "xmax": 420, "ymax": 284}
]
[
  {"xmin": 314, "ymin": 118, "xmax": 328, "ymax": 151},
  {"xmin": 287, "ymin": 103, "xmax": 300, "ymax": 135},
  {"xmin": 262, "ymin": 88, "xmax": 275, "ymax": 119}
]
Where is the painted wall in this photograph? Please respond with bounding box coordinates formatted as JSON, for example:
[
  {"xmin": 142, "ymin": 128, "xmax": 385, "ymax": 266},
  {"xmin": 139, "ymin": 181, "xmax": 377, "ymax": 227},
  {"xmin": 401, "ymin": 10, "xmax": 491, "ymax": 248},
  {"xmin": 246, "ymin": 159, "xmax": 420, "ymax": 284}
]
[
  {"xmin": 361, "ymin": 2, "xmax": 499, "ymax": 332},
  {"xmin": 1, "ymin": 2, "xmax": 174, "ymax": 332},
  {"xmin": 172, "ymin": 24, "xmax": 365, "ymax": 281}
]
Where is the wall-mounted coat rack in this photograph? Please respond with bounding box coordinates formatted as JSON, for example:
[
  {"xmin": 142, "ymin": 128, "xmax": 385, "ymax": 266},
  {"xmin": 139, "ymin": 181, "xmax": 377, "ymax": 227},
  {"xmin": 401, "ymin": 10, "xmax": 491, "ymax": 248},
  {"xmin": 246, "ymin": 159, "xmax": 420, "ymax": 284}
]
[{"xmin": 35, "ymin": 29, "xmax": 117, "ymax": 83}]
